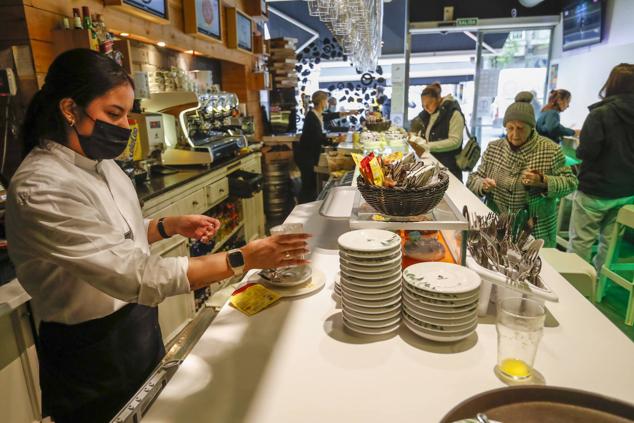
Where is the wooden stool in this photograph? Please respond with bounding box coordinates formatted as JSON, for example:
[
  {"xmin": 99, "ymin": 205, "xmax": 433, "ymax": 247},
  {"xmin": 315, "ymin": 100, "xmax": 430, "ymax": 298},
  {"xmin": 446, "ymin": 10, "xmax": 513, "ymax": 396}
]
[
  {"xmin": 541, "ymin": 248, "xmax": 597, "ymax": 299},
  {"xmin": 597, "ymin": 205, "xmax": 634, "ymax": 325}
]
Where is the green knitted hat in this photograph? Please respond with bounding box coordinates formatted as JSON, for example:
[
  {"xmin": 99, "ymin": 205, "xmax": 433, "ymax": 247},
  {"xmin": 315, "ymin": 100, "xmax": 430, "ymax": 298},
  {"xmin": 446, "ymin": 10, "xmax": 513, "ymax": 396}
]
[{"xmin": 503, "ymin": 91, "xmax": 536, "ymax": 127}]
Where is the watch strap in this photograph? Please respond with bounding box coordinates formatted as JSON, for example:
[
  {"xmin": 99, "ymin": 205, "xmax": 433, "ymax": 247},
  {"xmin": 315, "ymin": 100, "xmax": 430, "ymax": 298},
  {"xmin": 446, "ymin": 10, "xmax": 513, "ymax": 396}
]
[{"xmin": 157, "ymin": 217, "xmax": 171, "ymax": 239}]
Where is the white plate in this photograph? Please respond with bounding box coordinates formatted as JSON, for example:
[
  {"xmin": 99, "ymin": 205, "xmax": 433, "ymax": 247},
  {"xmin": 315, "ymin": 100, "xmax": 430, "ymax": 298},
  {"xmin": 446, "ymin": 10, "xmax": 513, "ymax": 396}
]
[
  {"xmin": 403, "ymin": 262, "xmax": 481, "ymax": 295},
  {"xmin": 339, "ymin": 257, "xmax": 402, "ymax": 273},
  {"xmin": 339, "ymin": 253, "xmax": 402, "ymax": 269},
  {"xmin": 342, "ymin": 311, "xmax": 401, "ymax": 329},
  {"xmin": 338, "ymin": 229, "xmax": 401, "ymax": 253},
  {"xmin": 342, "ymin": 306, "xmax": 402, "ymax": 322},
  {"xmin": 341, "ymin": 284, "xmax": 402, "ymax": 302},
  {"xmin": 341, "ymin": 298, "xmax": 402, "ymax": 315},
  {"xmin": 403, "ymin": 309, "xmax": 477, "ymax": 333},
  {"xmin": 403, "ymin": 285, "xmax": 480, "ymax": 307},
  {"xmin": 402, "ymin": 304, "xmax": 478, "ymax": 327},
  {"xmin": 258, "ymin": 265, "xmax": 312, "ymax": 287},
  {"xmin": 341, "ymin": 267, "xmax": 402, "ymax": 281},
  {"xmin": 340, "ymin": 273, "xmax": 403, "ymax": 289},
  {"xmin": 404, "ymin": 283, "xmax": 480, "ymax": 303},
  {"xmin": 341, "ymin": 291, "xmax": 401, "ymax": 309},
  {"xmin": 340, "ymin": 245, "xmax": 402, "ymax": 260},
  {"xmin": 340, "ymin": 250, "xmax": 402, "ymax": 262},
  {"xmin": 403, "ymin": 318, "xmax": 474, "ymax": 343},
  {"xmin": 343, "ymin": 318, "xmax": 401, "ymax": 336},
  {"xmin": 260, "ymin": 270, "xmax": 326, "ymax": 298},
  {"xmin": 342, "ymin": 278, "xmax": 402, "ymax": 295},
  {"xmin": 402, "ymin": 293, "xmax": 478, "ymax": 316}
]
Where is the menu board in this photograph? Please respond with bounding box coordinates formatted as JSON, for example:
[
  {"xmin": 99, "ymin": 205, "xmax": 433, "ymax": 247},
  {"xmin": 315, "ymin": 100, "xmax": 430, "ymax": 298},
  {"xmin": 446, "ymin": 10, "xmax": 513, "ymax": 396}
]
[
  {"xmin": 122, "ymin": 0, "xmax": 167, "ymax": 19},
  {"xmin": 236, "ymin": 11, "xmax": 253, "ymax": 51},
  {"xmin": 196, "ymin": 0, "xmax": 221, "ymax": 40}
]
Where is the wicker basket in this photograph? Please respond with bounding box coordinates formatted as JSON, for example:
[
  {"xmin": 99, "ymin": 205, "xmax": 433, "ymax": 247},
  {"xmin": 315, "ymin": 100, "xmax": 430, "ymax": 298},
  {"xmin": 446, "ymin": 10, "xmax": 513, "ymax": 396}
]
[
  {"xmin": 365, "ymin": 120, "xmax": 391, "ymax": 132},
  {"xmin": 356, "ymin": 172, "xmax": 449, "ymax": 216}
]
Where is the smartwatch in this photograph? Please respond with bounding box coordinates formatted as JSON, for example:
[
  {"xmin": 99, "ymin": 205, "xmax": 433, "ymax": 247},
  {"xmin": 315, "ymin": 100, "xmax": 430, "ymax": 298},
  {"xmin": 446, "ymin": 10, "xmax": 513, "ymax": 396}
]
[{"xmin": 227, "ymin": 249, "xmax": 245, "ymax": 275}]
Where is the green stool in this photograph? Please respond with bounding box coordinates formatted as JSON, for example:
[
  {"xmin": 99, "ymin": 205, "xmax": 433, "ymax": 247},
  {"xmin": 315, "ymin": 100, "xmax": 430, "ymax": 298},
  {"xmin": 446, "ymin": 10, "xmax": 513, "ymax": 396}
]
[{"xmin": 597, "ymin": 205, "xmax": 634, "ymax": 325}]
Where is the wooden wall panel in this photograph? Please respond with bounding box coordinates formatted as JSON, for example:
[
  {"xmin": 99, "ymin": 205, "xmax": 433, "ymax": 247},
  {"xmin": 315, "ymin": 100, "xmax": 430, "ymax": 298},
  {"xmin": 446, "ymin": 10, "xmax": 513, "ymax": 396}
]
[
  {"xmin": 21, "ymin": 0, "xmax": 263, "ymax": 138},
  {"xmin": 0, "ymin": 5, "xmax": 28, "ymax": 41}
]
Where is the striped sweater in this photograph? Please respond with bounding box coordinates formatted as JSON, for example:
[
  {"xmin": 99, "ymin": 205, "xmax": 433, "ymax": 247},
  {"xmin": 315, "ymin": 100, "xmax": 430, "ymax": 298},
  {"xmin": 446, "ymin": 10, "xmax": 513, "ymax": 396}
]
[{"xmin": 467, "ymin": 131, "xmax": 578, "ymax": 247}]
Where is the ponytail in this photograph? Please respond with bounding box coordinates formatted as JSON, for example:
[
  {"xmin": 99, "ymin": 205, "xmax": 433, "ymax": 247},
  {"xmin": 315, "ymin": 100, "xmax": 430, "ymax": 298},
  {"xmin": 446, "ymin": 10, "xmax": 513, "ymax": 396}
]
[{"xmin": 541, "ymin": 89, "xmax": 571, "ymax": 112}]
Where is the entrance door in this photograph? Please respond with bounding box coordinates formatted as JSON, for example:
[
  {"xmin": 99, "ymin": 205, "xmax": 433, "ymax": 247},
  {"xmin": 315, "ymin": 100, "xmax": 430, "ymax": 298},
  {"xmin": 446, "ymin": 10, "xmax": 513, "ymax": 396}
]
[{"xmin": 472, "ymin": 28, "xmax": 554, "ymax": 152}]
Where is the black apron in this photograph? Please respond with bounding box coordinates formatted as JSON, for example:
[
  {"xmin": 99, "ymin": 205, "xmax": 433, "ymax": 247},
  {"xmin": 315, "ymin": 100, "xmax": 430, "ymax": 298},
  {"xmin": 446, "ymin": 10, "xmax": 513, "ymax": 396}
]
[{"xmin": 38, "ymin": 303, "xmax": 165, "ymax": 423}]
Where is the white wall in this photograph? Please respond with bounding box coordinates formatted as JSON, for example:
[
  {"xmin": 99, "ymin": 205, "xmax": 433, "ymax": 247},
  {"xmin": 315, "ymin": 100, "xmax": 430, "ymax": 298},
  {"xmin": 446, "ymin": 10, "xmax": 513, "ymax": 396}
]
[{"xmin": 551, "ymin": 0, "xmax": 634, "ymax": 128}]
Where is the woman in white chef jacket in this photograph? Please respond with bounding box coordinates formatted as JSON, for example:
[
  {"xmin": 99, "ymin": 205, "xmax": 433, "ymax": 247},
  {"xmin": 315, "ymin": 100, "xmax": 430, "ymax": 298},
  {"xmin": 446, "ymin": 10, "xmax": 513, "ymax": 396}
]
[{"xmin": 5, "ymin": 49, "xmax": 310, "ymax": 423}]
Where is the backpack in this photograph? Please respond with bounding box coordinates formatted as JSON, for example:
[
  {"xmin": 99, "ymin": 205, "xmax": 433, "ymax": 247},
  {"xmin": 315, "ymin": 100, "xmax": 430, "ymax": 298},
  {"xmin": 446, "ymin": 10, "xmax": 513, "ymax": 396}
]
[{"xmin": 454, "ymin": 110, "xmax": 481, "ymax": 171}]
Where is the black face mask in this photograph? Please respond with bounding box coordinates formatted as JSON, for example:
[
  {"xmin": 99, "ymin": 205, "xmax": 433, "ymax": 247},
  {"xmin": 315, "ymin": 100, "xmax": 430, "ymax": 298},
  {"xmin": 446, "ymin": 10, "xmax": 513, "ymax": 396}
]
[{"xmin": 73, "ymin": 112, "xmax": 131, "ymax": 161}]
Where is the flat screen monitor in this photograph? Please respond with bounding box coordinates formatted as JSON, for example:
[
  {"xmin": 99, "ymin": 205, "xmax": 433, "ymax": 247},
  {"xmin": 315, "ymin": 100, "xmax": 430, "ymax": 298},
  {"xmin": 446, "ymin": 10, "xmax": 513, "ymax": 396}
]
[
  {"xmin": 563, "ymin": 0, "xmax": 603, "ymax": 51},
  {"xmin": 123, "ymin": 0, "xmax": 168, "ymax": 19},
  {"xmin": 237, "ymin": 11, "xmax": 253, "ymax": 51}
]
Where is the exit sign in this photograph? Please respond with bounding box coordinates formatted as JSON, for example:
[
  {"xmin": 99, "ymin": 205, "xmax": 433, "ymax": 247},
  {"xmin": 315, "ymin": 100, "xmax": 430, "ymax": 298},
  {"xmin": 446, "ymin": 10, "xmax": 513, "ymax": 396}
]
[{"xmin": 456, "ymin": 17, "xmax": 479, "ymax": 26}]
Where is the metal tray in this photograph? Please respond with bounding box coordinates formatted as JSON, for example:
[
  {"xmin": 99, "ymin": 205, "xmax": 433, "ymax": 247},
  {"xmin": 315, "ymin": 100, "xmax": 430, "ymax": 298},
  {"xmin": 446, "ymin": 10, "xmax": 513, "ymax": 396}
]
[
  {"xmin": 349, "ymin": 190, "xmax": 468, "ymax": 231},
  {"xmin": 319, "ymin": 186, "xmax": 357, "ymax": 220},
  {"xmin": 441, "ymin": 386, "xmax": 634, "ymax": 423}
]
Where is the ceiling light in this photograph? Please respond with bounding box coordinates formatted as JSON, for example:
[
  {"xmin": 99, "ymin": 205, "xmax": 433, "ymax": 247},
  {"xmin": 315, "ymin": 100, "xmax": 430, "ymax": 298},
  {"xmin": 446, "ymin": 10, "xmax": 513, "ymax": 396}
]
[
  {"xmin": 185, "ymin": 50, "xmax": 194, "ymax": 55},
  {"xmin": 157, "ymin": 41, "xmax": 166, "ymax": 47},
  {"xmin": 120, "ymin": 32, "xmax": 129, "ymax": 37}
]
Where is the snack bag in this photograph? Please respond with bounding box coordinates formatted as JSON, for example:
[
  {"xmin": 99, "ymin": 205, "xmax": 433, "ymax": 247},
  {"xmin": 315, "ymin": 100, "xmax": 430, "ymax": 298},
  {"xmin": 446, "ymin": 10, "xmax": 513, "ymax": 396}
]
[{"xmin": 368, "ymin": 155, "xmax": 385, "ymax": 187}]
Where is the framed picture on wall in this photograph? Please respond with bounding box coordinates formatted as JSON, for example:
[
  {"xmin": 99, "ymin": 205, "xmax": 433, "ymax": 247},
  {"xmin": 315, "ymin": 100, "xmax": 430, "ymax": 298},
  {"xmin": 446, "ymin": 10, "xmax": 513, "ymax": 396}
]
[
  {"xmin": 105, "ymin": 0, "xmax": 169, "ymax": 24},
  {"xmin": 227, "ymin": 8, "xmax": 253, "ymax": 53},
  {"xmin": 184, "ymin": 0, "xmax": 222, "ymax": 42}
]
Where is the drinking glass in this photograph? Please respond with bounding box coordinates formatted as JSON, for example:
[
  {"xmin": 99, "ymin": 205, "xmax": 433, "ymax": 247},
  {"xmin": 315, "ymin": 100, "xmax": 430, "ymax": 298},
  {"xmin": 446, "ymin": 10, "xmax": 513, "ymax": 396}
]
[{"xmin": 495, "ymin": 297, "xmax": 545, "ymax": 381}]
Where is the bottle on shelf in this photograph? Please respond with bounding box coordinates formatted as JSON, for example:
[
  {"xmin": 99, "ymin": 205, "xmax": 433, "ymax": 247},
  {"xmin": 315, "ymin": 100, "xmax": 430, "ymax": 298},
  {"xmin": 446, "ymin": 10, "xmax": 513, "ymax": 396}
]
[
  {"xmin": 72, "ymin": 8, "xmax": 83, "ymax": 30},
  {"xmin": 81, "ymin": 6, "xmax": 99, "ymax": 51},
  {"xmin": 61, "ymin": 16, "xmax": 70, "ymax": 30},
  {"xmin": 93, "ymin": 14, "xmax": 114, "ymax": 56}
]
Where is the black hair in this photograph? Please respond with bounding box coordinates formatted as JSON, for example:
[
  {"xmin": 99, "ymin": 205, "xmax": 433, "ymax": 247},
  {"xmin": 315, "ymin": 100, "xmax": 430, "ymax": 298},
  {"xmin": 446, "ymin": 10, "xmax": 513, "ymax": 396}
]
[{"xmin": 21, "ymin": 49, "xmax": 134, "ymax": 158}]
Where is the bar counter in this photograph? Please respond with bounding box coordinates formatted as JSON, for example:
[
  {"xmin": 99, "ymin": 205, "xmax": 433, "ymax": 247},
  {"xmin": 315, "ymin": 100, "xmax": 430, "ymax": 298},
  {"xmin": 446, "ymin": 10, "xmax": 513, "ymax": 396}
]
[{"xmin": 142, "ymin": 167, "xmax": 634, "ymax": 423}]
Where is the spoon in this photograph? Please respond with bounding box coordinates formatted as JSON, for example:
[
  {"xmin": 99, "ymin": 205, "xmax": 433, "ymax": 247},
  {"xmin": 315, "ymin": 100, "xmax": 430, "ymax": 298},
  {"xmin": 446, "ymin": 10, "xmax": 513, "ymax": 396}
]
[{"xmin": 476, "ymin": 413, "xmax": 491, "ymax": 423}]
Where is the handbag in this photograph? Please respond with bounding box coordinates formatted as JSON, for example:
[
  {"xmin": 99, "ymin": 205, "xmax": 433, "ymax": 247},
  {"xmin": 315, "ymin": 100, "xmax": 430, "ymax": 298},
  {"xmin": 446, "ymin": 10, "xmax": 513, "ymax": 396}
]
[{"xmin": 454, "ymin": 110, "xmax": 481, "ymax": 172}]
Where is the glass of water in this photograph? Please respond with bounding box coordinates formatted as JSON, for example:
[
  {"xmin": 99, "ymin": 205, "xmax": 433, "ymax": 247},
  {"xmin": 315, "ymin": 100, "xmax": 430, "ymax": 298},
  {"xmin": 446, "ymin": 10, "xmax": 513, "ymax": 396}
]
[
  {"xmin": 495, "ymin": 297, "xmax": 545, "ymax": 382},
  {"xmin": 270, "ymin": 223, "xmax": 306, "ymax": 268}
]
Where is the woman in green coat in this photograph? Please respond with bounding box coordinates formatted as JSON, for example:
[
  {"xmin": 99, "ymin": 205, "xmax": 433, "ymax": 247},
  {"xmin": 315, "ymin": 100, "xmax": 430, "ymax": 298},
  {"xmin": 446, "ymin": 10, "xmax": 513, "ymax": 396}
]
[{"xmin": 467, "ymin": 92, "xmax": 578, "ymax": 247}]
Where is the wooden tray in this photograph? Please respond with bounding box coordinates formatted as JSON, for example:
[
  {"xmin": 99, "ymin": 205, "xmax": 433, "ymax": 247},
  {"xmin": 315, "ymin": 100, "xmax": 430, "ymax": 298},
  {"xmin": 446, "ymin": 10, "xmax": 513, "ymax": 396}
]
[{"xmin": 441, "ymin": 386, "xmax": 634, "ymax": 423}]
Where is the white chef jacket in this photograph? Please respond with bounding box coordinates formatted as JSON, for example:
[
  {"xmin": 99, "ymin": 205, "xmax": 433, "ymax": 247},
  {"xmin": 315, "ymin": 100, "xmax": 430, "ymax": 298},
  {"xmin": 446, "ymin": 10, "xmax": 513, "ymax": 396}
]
[{"xmin": 6, "ymin": 141, "xmax": 190, "ymax": 325}]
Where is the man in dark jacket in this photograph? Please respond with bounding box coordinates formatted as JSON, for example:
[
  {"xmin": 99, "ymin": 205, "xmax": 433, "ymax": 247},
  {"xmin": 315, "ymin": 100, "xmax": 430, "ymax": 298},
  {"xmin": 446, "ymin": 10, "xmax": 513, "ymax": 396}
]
[
  {"xmin": 568, "ymin": 63, "xmax": 634, "ymax": 271},
  {"xmin": 294, "ymin": 91, "xmax": 336, "ymax": 203}
]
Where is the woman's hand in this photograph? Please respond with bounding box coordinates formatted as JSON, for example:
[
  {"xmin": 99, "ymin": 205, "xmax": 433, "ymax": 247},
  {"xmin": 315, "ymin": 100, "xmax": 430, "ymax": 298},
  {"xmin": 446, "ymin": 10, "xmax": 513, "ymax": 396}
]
[
  {"xmin": 521, "ymin": 169, "xmax": 546, "ymax": 188},
  {"xmin": 241, "ymin": 233, "xmax": 311, "ymax": 270},
  {"xmin": 482, "ymin": 178, "xmax": 497, "ymax": 192},
  {"xmin": 171, "ymin": 215, "xmax": 221, "ymax": 243}
]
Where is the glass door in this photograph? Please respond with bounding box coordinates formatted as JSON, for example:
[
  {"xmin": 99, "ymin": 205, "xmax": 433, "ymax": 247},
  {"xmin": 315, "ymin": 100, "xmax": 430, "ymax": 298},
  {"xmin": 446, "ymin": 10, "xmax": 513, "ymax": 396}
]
[{"xmin": 471, "ymin": 28, "xmax": 553, "ymax": 152}]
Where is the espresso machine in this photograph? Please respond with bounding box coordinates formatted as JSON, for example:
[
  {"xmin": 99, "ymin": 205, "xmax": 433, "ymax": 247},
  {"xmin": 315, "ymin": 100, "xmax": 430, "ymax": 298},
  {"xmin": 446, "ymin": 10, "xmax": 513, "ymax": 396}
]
[{"xmin": 141, "ymin": 88, "xmax": 247, "ymax": 166}]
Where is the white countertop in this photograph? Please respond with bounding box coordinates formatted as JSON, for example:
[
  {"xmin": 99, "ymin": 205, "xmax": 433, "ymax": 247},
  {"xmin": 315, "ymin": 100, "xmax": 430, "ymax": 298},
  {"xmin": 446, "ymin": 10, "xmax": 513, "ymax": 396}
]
[{"xmin": 144, "ymin": 171, "xmax": 634, "ymax": 423}]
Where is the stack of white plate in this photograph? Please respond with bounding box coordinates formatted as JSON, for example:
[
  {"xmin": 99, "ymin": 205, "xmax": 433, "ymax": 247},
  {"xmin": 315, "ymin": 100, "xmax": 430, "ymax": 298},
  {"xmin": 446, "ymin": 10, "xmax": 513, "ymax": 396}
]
[
  {"xmin": 338, "ymin": 229, "xmax": 403, "ymax": 336},
  {"xmin": 402, "ymin": 262, "xmax": 481, "ymax": 343}
]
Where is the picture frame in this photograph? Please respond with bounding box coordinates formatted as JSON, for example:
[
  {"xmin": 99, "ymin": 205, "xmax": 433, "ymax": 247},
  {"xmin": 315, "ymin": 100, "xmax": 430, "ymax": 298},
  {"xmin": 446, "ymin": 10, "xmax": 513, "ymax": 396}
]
[
  {"xmin": 184, "ymin": 0, "xmax": 222, "ymax": 42},
  {"xmin": 227, "ymin": 8, "xmax": 253, "ymax": 53},
  {"xmin": 104, "ymin": 0, "xmax": 169, "ymax": 25}
]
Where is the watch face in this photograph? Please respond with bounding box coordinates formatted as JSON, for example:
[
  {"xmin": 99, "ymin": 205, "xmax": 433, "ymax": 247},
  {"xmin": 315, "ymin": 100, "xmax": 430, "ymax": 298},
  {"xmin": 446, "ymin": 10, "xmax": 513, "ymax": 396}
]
[{"xmin": 228, "ymin": 250, "xmax": 245, "ymax": 268}]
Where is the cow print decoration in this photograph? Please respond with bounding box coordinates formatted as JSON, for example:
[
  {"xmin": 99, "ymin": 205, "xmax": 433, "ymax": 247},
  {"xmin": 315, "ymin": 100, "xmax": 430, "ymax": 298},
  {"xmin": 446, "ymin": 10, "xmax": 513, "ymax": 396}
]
[{"xmin": 295, "ymin": 37, "xmax": 385, "ymax": 129}]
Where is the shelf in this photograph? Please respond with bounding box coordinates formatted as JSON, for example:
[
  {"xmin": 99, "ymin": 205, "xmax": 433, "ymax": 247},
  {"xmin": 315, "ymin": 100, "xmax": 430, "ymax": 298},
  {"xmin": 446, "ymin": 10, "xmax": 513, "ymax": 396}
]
[{"xmin": 211, "ymin": 221, "xmax": 245, "ymax": 254}]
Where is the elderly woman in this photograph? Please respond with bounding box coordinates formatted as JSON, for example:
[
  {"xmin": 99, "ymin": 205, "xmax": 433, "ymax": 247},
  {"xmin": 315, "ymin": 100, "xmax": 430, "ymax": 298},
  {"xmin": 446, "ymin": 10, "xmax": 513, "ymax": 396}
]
[{"xmin": 467, "ymin": 92, "xmax": 578, "ymax": 247}]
